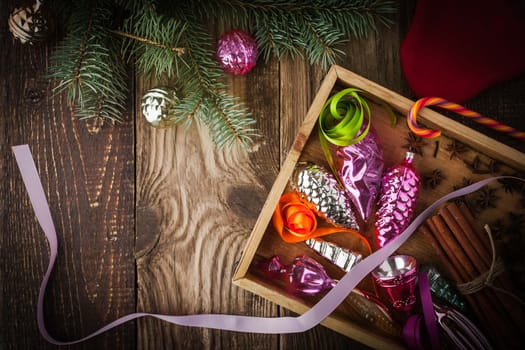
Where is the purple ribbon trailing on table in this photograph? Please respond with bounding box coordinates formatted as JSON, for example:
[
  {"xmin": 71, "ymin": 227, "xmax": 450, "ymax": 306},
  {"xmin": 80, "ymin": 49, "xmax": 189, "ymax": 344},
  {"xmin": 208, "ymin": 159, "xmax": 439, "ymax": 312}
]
[{"xmin": 11, "ymin": 144, "xmax": 523, "ymax": 345}]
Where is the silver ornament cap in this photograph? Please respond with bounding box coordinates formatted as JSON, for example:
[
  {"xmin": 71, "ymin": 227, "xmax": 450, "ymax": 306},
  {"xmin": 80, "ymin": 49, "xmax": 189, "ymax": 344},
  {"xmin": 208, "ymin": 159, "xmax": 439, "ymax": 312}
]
[{"xmin": 141, "ymin": 87, "xmax": 179, "ymax": 128}]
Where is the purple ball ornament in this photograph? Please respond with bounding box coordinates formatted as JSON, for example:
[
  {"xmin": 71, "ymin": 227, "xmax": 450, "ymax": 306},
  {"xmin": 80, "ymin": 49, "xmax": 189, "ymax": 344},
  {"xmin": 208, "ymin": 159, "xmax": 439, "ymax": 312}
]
[{"xmin": 216, "ymin": 29, "xmax": 258, "ymax": 75}]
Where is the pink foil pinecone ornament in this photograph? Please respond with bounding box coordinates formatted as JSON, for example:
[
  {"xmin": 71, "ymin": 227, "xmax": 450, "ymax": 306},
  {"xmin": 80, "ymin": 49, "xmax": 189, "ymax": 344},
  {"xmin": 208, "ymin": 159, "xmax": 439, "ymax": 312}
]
[
  {"xmin": 215, "ymin": 29, "xmax": 258, "ymax": 75},
  {"xmin": 375, "ymin": 152, "xmax": 420, "ymax": 248},
  {"xmin": 336, "ymin": 127, "xmax": 384, "ymax": 221}
]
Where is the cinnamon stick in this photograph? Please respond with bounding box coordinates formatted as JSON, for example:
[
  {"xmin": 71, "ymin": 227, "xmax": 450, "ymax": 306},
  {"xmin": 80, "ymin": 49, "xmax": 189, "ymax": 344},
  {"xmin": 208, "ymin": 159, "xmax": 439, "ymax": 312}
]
[
  {"xmin": 425, "ymin": 215, "xmax": 518, "ymax": 347},
  {"xmin": 443, "ymin": 203, "xmax": 525, "ymax": 331},
  {"xmin": 419, "ymin": 224, "xmax": 489, "ymax": 326}
]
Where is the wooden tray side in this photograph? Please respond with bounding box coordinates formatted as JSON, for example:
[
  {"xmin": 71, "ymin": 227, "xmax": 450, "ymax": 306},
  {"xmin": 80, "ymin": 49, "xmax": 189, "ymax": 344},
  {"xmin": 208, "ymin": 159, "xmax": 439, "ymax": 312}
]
[
  {"xmin": 234, "ymin": 276, "xmax": 405, "ymax": 350},
  {"xmin": 334, "ymin": 66, "xmax": 525, "ymax": 171},
  {"xmin": 233, "ymin": 65, "xmax": 525, "ymax": 350},
  {"xmin": 233, "ymin": 67, "xmax": 339, "ymax": 281}
]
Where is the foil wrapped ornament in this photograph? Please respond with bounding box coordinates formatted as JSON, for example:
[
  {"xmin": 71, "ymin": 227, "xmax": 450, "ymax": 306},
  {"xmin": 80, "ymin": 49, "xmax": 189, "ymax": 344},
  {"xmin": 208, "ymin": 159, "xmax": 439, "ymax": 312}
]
[
  {"xmin": 8, "ymin": 0, "xmax": 48, "ymax": 44},
  {"xmin": 141, "ymin": 87, "xmax": 179, "ymax": 128},
  {"xmin": 336, "ymin": 126, "xmax": 384, "ymax": 221},
  {"xmin": 305, "ymin": 238, "xmax": 362, "ymax": 272},
  {"xmin": 255, "ymin": 255, "xmax": 400, "ymax": 336},
  {"xmin": 291, "ymin": 162, "xmax": 359, "ymax": 230},
  {"xmin": 287, "ymin": 255, "xmax": 337, "ymax": 295},
  {"xmin": 215, "ymin": 29, "xmax": 258, "ymax": 75},
  {"xmin": 375, "ymin": 152, "xmax": 420, "ymax": 248},
  {"xmin": 421, "ymin": 265, "xmax": 469, "ymax": 314}
]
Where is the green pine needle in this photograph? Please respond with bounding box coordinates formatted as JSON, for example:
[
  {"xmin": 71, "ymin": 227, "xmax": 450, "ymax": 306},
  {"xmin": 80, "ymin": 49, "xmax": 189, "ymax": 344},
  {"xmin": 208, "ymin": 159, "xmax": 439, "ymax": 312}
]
[{"xmin": 45, "ymin": 0, "xmax": 397, "ymax": 153}]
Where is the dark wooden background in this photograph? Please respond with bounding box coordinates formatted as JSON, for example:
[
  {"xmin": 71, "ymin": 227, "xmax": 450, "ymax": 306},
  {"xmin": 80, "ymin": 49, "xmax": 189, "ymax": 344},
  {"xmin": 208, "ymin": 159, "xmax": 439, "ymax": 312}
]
[{"xmin": 2, "ymin": 1, "xmax": 524, "ymax": 349}]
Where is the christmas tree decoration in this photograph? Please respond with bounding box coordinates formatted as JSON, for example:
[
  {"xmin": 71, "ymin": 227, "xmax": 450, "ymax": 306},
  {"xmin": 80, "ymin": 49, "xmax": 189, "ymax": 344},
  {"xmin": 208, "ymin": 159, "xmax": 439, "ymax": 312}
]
[
  {"xmin": 141, "ymin": 87, "xmax": 179, "ymax": 128},
  {"xmin": 8, "ymin": 0, "xmax": 48, "ymax": 44},
  {"xmin": 421, "ymin": 265, "xmax": 469, "ymax": 314},
  {"xmin": 372, "ymin": 255, "xmax": 418, "ymax": 312},
  {"xmin": 305, "ymin": 238, "xmax": 362, "ymax": 273},
  {"xmin": 291, "ymin": 162, "xmax": 359, "ymax": 230},
  {"xmin": 216, "ymin": 29, "xmax": 258, "ymax": 75},
  {"xmin": 375, "ymin": 152, "xmax": 420, "ymax": 248},
  {"xmin": 287, "ymin": 255, "xmax": 337, "ymax": 296},
  {"xmin": 336, "ymin": 126, "xmax": 384, "ymax": 221},
  {"xmin": 401, "ymin": 0, "xmax": 525, "ymax": 103},
  {"xmin": 40, "ymin": 0, "xmax": 396, "ymax": 153}
]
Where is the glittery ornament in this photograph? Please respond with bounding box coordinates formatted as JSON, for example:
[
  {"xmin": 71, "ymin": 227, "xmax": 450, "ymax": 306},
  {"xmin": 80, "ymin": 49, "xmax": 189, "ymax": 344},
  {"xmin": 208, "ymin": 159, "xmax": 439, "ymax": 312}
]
[
  {"xmin": 141, "ymin": 87, "xmax": 179, "ymax": 128},
  {"xmin": 375, "ymin": 152, "xmax": 420, "ymax": 248},
  {"xmin": 8, "ymin": 0, "xmax": 48, "ymax": 44},
  {"xmin": 216, "ymin": 29, "xmax": 258, "ymax": 75},
  {"xmin": 291, "ymin": 162, "xmax": 359, "ymax": 230},
  {"xmin": 305, "ymin": 238, "xmax": 362, "ymax": 272},
  {"xmin": 336, "ymin": 126, "xmax": 384, "ymax": 221},
  {"xmin": 421, "ymin": 265, "xmax": 469, "ymax": 314}
]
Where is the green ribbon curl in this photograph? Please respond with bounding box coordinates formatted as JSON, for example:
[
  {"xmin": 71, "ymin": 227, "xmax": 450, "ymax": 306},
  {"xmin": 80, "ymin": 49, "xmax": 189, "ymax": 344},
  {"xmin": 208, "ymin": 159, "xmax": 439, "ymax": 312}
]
[{"xmin": 318, "ymin": 88, "xmax": 371, "ymax": 179}]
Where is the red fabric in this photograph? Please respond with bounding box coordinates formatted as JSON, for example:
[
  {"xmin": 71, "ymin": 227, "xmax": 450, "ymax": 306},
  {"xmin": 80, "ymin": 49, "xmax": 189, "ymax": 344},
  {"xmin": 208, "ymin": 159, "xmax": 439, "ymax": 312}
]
[{"xmin": 401, "ymin": 0, "xmax": 525, "ymax": 102}]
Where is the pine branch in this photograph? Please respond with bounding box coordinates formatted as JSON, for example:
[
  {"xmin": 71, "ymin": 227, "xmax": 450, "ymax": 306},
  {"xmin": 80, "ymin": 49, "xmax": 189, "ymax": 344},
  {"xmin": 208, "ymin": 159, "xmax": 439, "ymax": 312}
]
[
  {"xmin": 121, "ymin": 3, "xmax": 188, "ymax": 79},
  {"xmin": 175, "ymin": 21, "xmax": 258, "ymax": 152},
  {"xmin": 44, "ymin": 0, "xmax": 396, "ymax": 153},
  {"xmin": 47, "ymin": 0, "xmax": 127, "ymax": 121}
]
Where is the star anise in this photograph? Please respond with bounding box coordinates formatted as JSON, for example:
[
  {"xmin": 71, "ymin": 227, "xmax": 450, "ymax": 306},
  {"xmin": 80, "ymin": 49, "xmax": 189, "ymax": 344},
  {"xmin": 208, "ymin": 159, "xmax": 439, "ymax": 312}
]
[
  {"xmin": 403, "ymin": 133, "xmax": 428, "ymax": 156},
  {"xmin": 498, "ymin": 175, "xmax": 524, "ymax": 194},
  {"xmin": 422, "ymin": 169, "xmax": 445, "ymax": 189},
  {"xmin": 474, "ymin": 186, "xmax": 500, "ymax": 210},
  {"xmin": 445, "ymin": 140, "xmax": 468, "ymax": 160},
  {"xmin": 486, "ymin": 159, "xmax": 500, "ymax": 174}
]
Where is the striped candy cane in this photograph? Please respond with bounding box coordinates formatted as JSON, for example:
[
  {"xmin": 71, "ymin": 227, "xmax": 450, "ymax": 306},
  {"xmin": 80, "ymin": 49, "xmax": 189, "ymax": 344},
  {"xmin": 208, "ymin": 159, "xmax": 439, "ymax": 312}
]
[{"xmin": 407, "ymin": 97, "xmax": 525, "ymax": 141}]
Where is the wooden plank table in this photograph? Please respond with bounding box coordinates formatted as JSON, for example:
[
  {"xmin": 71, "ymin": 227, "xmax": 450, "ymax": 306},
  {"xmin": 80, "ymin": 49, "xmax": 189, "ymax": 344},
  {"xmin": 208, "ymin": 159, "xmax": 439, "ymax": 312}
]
[{"xmin": 2, "ymin": 1, "xmax": 524, "ymax": 349}]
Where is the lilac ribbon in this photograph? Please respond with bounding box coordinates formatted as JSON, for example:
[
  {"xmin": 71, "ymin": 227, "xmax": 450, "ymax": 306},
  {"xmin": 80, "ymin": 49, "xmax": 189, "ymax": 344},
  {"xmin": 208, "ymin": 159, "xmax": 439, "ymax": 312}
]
[{"xmin": 11, "ymin": 144, "xmax": 524, "ymax": 345}]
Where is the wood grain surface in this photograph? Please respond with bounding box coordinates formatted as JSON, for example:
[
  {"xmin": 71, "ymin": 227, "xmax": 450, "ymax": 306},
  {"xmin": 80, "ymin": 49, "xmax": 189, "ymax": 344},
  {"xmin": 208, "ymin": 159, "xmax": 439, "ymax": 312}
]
[{"xmin": 2, "ymin": 1, "xmax": 525, "ymax": 349}]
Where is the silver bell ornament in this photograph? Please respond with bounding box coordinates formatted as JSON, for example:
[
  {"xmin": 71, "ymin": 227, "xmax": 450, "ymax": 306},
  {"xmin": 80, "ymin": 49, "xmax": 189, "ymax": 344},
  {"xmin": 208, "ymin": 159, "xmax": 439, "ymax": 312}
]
[
  {"xmin": 141, "ymin": 87, "xmax": 179, "ymax": 128},
  {"xmin": 9, "ymin": 0, "xmax": 48, "ymax": 44}
]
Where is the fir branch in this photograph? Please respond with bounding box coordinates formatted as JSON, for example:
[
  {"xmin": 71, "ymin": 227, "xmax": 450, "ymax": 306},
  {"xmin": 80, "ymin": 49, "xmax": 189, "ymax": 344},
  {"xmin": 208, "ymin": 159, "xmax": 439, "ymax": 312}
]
[
  {"xmin": 47, "ymin": 0, "xmax": 127, "ymax": 121},
  {"xmin": 175, "ymin": 21, "xmax": 258, "ymax": 151},
  {"xmin": 121, "ymin": 4, "xmax": 188, "ymax": 79}
]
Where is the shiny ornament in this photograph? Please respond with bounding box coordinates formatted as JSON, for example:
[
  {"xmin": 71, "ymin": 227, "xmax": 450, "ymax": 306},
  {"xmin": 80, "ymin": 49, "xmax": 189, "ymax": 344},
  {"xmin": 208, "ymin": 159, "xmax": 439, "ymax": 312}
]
[
  {"xmin": 215, "ymin": 29, "xmax": 258, "ymax": 75},
  {"xmin": 372, "ymin": 255, "xmax": 418, "ymax": 312},
  {"xmin": 375, "ymin": 152, "xmax": 420, "ymax": 248},
  {"xmin": 141, "ymin": 87, "xmax": 179, "ymax": 128},
  {"xmin": 305, "ymin": 238, "xmax": 362, "ymax": 272},
  {"xmin": 336, "ymin": 126, "xmax": 384, "ymax": 221},
  {"xmin": 291, "ymin": 162, "xmax": 359, "ymax": 230},
  {"xmin": 421, "ymin": 265, "xmax": 469, "ymax": 314},
  {"xmin": 287, "ymin": 255, "xmax": 336, "ymax": 295},
  {"xmin": 8, "ymin": 0, "xmax": 48, "ymax": 44}
]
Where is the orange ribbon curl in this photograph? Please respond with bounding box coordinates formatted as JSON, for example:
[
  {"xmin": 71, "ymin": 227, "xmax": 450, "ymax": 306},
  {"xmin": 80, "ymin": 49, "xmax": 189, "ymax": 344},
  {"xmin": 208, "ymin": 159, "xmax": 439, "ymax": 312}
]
[{"xmin": 272, "ymin": 192, "xmax": 372, "ymax": 256}]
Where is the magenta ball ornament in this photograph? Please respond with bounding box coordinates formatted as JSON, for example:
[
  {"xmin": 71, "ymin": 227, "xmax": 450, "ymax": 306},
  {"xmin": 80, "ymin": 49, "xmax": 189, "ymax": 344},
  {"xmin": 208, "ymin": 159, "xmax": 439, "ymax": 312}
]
[{"xmin": 216, "ymin": 29, "xmax": 258, "ymax": 75}]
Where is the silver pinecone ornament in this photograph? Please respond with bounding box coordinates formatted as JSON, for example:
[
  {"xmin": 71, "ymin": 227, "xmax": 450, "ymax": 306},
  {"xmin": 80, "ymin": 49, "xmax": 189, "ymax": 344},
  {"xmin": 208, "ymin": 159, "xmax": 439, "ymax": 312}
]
[
  {"xmin": 8, "ymin": 0, "xmax": 48, "ymax": 44},
  {"xmin": 291, "ymin": 162, "xmax": 359, "ymax": 230},
  {"xmin": 141, "ymin": 87, "xmax": 179, "ymax": 128}
]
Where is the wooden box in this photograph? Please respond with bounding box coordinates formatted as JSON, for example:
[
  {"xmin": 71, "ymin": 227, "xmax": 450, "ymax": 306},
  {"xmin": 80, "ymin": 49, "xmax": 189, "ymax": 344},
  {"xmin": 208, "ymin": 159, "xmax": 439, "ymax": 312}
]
[{"xmin": 232, "ymin": 65, "xmax": 525, "ymax": 349}]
